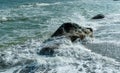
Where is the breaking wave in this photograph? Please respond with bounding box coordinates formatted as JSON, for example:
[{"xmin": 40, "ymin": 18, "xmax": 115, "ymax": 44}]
[
  {"xmin": 0, "ymin": 37, "xmax": 120, "ymax": 73},
  {"xmin": 0, "ymin": 0, "xmax": 120, "ymax": 73},
  {"xmin": 19, "ymin": 2, "xmax": 61, "ymax": 8}
]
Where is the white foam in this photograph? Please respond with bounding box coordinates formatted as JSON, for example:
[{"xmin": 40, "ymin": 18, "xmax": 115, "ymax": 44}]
[
  {"xmin": 0, "ymin": 17, "xmax": 8, "ymax": 21},
  {"xmin": 1, "ymin": 37, "xmax": 120, "ymax": 73},
  {"xmin": 0, "ymin": 2, "xmax": 120, "ymax": 73},
  {"xmin": 0, "ymin": 66, "xmax": 21, "ymax": 73},
  {"xmin": 19, "ymin": 2, "xmax": 61, "ymax": 8}
]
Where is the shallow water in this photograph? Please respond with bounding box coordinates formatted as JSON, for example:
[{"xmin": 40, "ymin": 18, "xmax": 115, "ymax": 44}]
[{"xmin": 0, "ymin": 0, "xmax": 120, "ymax": 73}]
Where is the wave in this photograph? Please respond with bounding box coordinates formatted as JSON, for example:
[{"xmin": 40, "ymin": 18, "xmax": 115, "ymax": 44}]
[
  {"xmin": 82, "ymin": 13, "xmax": 120, "ymax": 62},
  {"xmin": 0, "ymin": 17, "xmax": 28, "ymax": 22},
  {"xmin": 19, "ymin": 2, "xmax": 61, "ymax": 8},
  {"xmin": 0, "ymin": 15, "xmax": 42, "ymax": 22},
  {"xmin": 0, "ymin": 37, "xmax": 120, "ymax": 73},
  {"xmin": 0, "ymin": 2, "xmax": 120, "ymax": 72}
]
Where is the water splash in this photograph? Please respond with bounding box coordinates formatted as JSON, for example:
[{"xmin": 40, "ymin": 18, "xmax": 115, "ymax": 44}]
[{"xmin": 0, "ymin": 37, "xmax": 120, "ymax": 73}]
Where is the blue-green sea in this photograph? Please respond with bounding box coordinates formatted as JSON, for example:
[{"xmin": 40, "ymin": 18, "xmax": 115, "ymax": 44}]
[
  {"xmin": 0, "ymin": 0, "xmax": 120, "ymax": 48},
  {"xmin": 0, "ymin": 0, "xmax": 120, "ymax": 73}
]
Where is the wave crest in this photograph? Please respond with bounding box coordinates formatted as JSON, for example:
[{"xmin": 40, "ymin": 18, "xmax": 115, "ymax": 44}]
[{"xmin": 19, "ymin": 2, "xmax": 61, "ymax": 8}]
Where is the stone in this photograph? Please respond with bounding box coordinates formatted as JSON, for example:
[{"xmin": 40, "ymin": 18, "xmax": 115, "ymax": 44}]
[
  {"xmin": 92, "ymin": 14, "xmax": 105, "ymax": 19},
  {"xmin": 38, "ymin": 47, "xmax": 55, "ymax": 56},
  {"xmin": 51, "ymin": 22, "xmax": 93, "ymax": 42},
  {"xmin": 51, "ymin": 22, "xmax": 82, "ymax": 37},
  {"xmin": 38, "ymin": 22, "xmax": 93, "ymax": 56}
]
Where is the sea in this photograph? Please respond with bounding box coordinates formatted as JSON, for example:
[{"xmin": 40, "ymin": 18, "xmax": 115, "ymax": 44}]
[{"xmin": 0, "ymin": 0, "xmax": 120, "ymax": 73}]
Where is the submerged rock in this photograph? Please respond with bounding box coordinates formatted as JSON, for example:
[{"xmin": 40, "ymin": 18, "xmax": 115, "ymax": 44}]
[{"xmin": 92, "ymin": 14, "xmax": 105, "ymax": 19}]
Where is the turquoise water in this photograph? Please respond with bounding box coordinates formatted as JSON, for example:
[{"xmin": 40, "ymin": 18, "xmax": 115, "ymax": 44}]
[
  {"xmin": 0, "ymin": 0, "xmax": 120, "ymax": 48},
  {"xmin": 0, "ymin": 0, "xmax": 120, "ymax": 73}
]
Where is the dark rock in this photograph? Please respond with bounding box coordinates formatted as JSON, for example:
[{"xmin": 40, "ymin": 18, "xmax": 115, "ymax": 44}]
[
  {"xmin": 92, "ymin": 14, "xmax": 105, "ymax": 19},
  {"xmin": 51, "ymin": 22, "xmax": 93, "ymax": 42},
  {"xmin": 51, "ymin": 22, "xmax": 81, "ymax": 37},
  {"xmin": 83, "ymin": 64, "xmax": 88, "ymax": 68},
  {"xmin": 78, "ymin": 68, "xmax": 83, "ymax": 71},
  {"xmin": 38, "ymin": 22, "xmax": 93, "ymax": 56},
  {"xmin": 69, "ymin": 35, "xmax": 85, "ymax": 42},
  {"xmin": 38, "ymin": 47, "xmax": 55, "ymax": 56}
]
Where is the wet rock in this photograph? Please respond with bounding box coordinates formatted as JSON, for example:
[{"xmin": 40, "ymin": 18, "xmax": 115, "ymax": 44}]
[
  {"xmin": 51, "ymin": 22, "xmax": 93, "ymax": 42},
  {"xmin": 83, "ymin": 64, "xmax": 88, "ymax": 68},
  {"xmin": 38, "ymin": 47, "xmax": 55, "ymax": 56},
  {"xmin": 51, "ymin": 22, "xmax": 82, "ymax": 37},
  {"xmin": 38, "ymin": 22, "xmax": 93, "ymax": 56},
  {"xmin": 69, "ymin": 35, "xmax": 84, "ymax": 42},
  {"xmin": 92, "ymin": 14, "xmax": 105, "ymax": 19},
  {"xmin": 78, "ymin": 68, "xmax": 83, "ymax": 71}
]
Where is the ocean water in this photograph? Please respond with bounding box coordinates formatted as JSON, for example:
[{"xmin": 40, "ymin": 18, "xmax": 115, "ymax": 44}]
[{"xmin": 0, "ymin": 0, "xmax": 120, "ymax": 73}]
